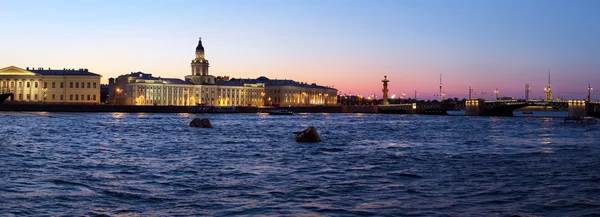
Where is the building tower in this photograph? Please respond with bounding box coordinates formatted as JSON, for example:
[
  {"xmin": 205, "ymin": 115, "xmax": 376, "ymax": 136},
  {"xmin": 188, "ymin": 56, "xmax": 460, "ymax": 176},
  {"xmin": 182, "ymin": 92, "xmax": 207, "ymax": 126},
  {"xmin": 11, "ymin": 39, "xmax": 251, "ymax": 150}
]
[
  {"xmin": 191, "ymin": 37, "xmax": 209, "ymax": 76},
  {"xmin": 382, "ymin": 76, "xmax": 390, "ymax": 105},
  {"xmin": 544, "ymin": 71, "xmax": 552, "ymax": 101}
]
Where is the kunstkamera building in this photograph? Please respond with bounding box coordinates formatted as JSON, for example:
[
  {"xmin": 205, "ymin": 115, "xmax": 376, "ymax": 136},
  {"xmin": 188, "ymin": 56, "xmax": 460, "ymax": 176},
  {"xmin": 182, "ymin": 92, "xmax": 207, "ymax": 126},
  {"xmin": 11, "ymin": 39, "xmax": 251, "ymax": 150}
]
[{"xmin": 108, "ymin": 38, "xmax": 338, "ymax": 107}]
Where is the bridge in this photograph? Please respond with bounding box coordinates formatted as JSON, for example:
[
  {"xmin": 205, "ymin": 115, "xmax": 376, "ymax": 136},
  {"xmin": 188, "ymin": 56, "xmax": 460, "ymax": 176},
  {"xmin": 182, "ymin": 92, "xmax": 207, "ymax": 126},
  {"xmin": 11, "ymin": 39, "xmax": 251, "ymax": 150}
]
[{"xmin": 377, "ymin": 100, "xmax": 600, "ymax": 117}]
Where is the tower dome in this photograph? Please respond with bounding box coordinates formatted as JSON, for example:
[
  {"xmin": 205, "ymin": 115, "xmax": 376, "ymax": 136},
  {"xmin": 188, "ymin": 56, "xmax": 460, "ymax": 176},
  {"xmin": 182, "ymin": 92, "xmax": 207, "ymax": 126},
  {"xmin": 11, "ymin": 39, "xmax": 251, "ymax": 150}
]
[{"xmin": 196, "ymin": 37, "xmax": 204, "ymax": 52}]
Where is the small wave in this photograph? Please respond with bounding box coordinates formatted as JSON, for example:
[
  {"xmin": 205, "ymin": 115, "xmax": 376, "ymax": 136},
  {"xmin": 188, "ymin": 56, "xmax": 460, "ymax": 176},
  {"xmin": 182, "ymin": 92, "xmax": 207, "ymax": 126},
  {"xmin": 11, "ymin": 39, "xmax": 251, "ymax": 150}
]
[
  {"xmin": 388, "ymin": 172, "xmax": 423, "ymax": 178},
  {"xmin": 318, "ymin": 147, "xmax": 344, "ymax": 152}
]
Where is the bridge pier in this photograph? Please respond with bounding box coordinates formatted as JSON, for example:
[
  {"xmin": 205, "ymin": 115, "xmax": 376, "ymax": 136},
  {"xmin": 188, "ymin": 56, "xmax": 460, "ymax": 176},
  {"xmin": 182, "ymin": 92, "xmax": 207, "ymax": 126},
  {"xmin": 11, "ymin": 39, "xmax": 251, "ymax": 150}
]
[
  {"xmin": 568, "ymin": 100, "xmax": 587, "ymax": 117},
  {"xmin": 466, "ymin": 99, "xmax": 484, "ymax": 116}
]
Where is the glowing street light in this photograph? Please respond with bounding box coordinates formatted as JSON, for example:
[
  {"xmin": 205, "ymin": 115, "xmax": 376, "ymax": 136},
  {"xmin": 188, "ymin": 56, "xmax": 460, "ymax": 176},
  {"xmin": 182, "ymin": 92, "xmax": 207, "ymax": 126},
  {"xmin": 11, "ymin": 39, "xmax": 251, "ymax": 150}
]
[{"xmin": 494, "ymin": 88, "xmax": 499, "ymax": 100}]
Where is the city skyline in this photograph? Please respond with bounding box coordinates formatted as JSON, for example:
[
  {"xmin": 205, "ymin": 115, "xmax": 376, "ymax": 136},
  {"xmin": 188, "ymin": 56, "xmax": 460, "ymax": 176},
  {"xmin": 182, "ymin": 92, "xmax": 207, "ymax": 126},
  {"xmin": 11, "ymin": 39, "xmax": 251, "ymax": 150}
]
[{"xmin": 1, "ymin": 0, "xmax": 598, "ymax": 100}]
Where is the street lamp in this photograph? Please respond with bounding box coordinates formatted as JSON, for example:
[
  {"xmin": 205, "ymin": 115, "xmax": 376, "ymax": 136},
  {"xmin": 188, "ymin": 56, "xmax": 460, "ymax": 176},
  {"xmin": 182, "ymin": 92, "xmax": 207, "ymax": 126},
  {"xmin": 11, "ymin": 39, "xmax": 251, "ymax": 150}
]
[
  {"xmin": 402, "ymin": 92, "xmax": 406, "ymax": 103},
  {"xmin": 494, "ymin": 88, "xmax": 499, "ymax": 100},
  {"xmin": 115, "ymin": 88, "xmax": 123, "ymax": 105},
  {"xmin": 588, "ymin": 84, "xmax": 593, "ymax": 102}
]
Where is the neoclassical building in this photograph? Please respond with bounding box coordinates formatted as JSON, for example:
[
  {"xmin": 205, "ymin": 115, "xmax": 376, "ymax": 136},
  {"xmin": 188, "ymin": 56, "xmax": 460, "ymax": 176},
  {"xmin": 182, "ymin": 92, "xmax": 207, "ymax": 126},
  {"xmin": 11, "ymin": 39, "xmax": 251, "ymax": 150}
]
[
  {"xmin": 108, "ymin": 38, "xmax": 337, "ymax": 107},
  {"xmin": 0, "ymin": 66, "xmax": 101, "ymax": 104}
]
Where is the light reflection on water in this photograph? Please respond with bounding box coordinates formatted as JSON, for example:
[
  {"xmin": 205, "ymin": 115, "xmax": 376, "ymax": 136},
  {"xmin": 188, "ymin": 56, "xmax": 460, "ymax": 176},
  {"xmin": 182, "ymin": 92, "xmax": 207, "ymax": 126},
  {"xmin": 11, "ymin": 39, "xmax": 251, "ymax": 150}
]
[{"xmin": 0, "ymin": 112, "xmax": 599, "ymax": 216}]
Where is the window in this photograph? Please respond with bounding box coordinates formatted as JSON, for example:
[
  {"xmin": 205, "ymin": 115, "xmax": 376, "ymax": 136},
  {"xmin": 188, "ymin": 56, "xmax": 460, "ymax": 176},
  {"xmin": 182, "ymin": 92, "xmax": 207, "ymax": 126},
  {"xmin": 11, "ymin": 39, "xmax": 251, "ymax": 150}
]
[
  {"xmin": 93, "ymin": 83, "xmax": 96, "ymax": 88},
  {"xmin": 60, "ymin": 95, "xmax": 63, "ymax": 100},
  {"xmin": 35, "ymin": 82, "xmax": 38, "ymax": 88},
  {"xmin": 61, "ymin": 82, "xmax": 64, "ymax": 88},
  {"xmin": 70, "ymin": 95, "xmax": 73, "ymax": 100},
  {"xmin": 87, "ymin": 82, "xmax": 90, "ymax": 88},
  {"xmin": 52, "ymin": 82, "xmax": 55, "ymax": 88},
  {"xmin": 75, "ymin": 83, "xmax": 79, "ymax": 88},
  {"xmin": 27, "ymin": 82, "xmax": 30, "ymax": 88},
  {"xmin": 81, "ymin": 82, "xmax": 84, "ymax": 88},
  {"xmin": 93, "ymin": 95, "xmax": 96, "ymax": 101},
  {"xmin": 75, "ymin": 95, "xmax": 78, "ymax": 100},
  {"xmin": 44, "ymin": 82, "xmax": 47, "ymax": 88},
  {"xmin": 81, "ymin": 95, "xmax": 84, "ymax": 100},
  {"xmin": 52, "ymin": 94, "xmax": 55, "ymax": 100},
  {"xmin": 70, "ymin": 82, "xmax": 73, "ymax": 88},
  {"xmin": 27, "ymin": 94, "xmax": 30, "ymax": 100},
  {"xmin": 34, "ymin": 94, "xmax": 37, "ymax": 100},
  {"xmin": 87, "ymin": 95, "xmax": 90, "ymax": 100}
]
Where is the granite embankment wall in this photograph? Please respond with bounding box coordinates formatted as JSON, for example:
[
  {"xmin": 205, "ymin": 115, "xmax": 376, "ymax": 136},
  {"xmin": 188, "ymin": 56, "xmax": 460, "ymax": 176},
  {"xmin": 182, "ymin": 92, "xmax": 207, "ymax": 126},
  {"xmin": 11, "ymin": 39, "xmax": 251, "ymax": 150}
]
[{"xmin": 0, "ymin": 104, "xmax": 348, "ymax": 114}]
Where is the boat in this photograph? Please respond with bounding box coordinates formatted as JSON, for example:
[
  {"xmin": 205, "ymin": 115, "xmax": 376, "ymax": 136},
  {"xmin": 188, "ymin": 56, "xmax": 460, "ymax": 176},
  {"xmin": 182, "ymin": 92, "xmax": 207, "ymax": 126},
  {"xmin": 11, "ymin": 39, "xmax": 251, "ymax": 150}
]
[
  {"xmin": 561, "ymin": 116, "xmax": 597, "ymax": 125},
  {"xmin": 0, "ymin": 93, "xmax": 11, "ymax": 104},
  {"xmin": 268, "ymin": 109, "xmax": 293, "ymax": 115}
]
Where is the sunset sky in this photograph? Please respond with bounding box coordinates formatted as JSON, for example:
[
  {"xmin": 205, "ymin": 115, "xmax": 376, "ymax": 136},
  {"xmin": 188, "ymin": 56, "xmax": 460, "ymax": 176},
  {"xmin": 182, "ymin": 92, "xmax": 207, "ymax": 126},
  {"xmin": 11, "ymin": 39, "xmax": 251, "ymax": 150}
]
[{"xmin": 1, "ymin": 0, "xmax": 598, "ymax": 100}]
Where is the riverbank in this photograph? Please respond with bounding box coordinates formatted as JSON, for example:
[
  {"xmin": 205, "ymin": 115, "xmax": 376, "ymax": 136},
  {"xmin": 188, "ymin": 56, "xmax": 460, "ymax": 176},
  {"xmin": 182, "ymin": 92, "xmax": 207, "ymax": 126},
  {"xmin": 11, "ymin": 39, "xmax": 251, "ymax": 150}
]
[{"xmin": 0, "ymin": 104, "xmax": 348, "ymax": 113}]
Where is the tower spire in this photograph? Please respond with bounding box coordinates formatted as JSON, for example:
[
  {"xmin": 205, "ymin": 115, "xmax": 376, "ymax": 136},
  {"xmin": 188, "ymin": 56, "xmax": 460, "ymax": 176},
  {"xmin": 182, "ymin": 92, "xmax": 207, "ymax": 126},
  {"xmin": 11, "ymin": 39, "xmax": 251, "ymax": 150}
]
[
  {"xmin": 545, "ymin": 69, "xmax": 552, "ymax": 101},
  {"xmin": 191, "ymin": 37, "xmax": 209, "ymax": 76}
]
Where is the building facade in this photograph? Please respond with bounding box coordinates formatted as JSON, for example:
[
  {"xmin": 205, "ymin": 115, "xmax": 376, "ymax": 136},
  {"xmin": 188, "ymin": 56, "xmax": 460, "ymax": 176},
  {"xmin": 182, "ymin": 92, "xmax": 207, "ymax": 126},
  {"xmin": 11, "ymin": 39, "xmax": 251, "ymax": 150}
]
[
  {"xmin": 108, "ymin": 38, "xmax": 337, "ymax": 107},
  {"xmin": 0, "ymin": 66, "xmax": 101, "ymax": 104}
]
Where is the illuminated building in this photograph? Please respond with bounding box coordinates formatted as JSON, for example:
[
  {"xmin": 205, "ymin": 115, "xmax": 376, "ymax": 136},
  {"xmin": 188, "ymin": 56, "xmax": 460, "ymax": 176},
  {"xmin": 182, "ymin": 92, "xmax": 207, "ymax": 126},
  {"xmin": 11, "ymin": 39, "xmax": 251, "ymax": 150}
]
[
  {"xmin": 0, "ymin": 66, "xmax": 101, "ymax": 104},
  {"xmin": 108, "ymin": 38, "xmax": 337, "ymax": 106}
]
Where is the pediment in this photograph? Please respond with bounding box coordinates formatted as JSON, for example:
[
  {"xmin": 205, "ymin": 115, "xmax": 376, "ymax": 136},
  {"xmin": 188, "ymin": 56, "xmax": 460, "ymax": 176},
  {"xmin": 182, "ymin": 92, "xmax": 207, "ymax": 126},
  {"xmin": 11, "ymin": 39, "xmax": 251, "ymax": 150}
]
[{"xmin": 0, "ymin": 66, "xmax": 40, "ymax": 76}]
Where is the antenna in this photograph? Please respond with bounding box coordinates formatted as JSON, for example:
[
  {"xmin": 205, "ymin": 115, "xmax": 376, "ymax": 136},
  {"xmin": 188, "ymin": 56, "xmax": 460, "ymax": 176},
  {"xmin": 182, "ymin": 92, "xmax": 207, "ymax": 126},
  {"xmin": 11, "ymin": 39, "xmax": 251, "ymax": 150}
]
[{"xmin": 439, "ymin": 74, "xmax": 443, "ymax": 101}]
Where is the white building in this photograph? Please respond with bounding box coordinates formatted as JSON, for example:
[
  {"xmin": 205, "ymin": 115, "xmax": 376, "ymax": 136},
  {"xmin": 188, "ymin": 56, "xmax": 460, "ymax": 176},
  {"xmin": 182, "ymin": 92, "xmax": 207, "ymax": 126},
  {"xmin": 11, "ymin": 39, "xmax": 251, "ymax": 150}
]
[{"xmin": 108, "ymin": 38, "xmax": 337, "ymax": 107}]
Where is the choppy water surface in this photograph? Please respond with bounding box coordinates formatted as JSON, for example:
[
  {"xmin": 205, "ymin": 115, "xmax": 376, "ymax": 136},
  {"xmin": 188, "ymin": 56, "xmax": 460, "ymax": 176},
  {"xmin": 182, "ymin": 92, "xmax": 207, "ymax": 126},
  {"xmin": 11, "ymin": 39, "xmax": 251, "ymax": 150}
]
[{"xmin": 1, "ymin": 112, "xmax": 599, "ymax": 216}]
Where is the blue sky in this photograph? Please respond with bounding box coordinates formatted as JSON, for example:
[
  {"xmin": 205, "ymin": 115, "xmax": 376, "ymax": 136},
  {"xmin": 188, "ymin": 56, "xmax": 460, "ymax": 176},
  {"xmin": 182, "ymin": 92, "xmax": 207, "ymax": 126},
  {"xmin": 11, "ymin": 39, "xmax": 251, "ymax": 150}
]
[{"xmin": 1, "ymin": 0, "xmax": 598, "ymax": 100}]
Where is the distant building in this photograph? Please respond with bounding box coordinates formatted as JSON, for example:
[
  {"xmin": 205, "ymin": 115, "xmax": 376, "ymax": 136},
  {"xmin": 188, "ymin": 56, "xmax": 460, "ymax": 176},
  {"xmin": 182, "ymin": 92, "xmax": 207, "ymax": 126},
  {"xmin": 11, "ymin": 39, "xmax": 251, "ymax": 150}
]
[
  {"xmin": 0, "ymin": 66, "xmax": 101, "ymax": 104},
  {"xmin": 108, "ymin": 38, "xmax": 337, "ymax": 106}
]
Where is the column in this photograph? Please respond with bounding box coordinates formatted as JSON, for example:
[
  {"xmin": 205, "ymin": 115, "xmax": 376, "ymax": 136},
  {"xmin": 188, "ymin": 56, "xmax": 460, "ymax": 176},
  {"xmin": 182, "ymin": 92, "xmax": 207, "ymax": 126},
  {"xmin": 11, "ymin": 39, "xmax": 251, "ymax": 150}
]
[
  {"xmin": 38, "ymin": 79, "xmax": 42, "ymax": 102},
  {"xmin": 15, "ymin": 79, "xmax": 19, "ymax": 101}
]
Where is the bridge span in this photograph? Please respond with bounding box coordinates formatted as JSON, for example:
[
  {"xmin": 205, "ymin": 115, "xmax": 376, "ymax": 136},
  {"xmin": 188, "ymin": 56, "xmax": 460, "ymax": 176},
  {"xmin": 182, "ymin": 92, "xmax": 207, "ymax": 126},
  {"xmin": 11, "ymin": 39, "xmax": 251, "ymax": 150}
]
[{"xmin": 377, "ymin": 100, "xmax": 600, "ymax": 117}]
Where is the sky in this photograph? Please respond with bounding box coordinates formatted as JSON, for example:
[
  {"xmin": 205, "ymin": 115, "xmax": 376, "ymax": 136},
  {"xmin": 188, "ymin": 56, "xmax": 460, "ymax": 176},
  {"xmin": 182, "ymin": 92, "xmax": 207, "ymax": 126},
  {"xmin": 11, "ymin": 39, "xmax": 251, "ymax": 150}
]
[{"xmin": 0, "ymin": 0, "xmax": 599, "ymax": 100}]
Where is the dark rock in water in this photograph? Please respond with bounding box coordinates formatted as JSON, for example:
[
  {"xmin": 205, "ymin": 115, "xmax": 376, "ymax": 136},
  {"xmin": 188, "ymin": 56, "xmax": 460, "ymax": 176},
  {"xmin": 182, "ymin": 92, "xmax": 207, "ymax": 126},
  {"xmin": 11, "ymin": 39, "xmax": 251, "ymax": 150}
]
[
  {"xmin": 190, "ymin": 118, "xmax": 212, "ymax": 128},
  {"xmin": 296, "ymin": 126, "xmax": 321, "ymax": 142}
]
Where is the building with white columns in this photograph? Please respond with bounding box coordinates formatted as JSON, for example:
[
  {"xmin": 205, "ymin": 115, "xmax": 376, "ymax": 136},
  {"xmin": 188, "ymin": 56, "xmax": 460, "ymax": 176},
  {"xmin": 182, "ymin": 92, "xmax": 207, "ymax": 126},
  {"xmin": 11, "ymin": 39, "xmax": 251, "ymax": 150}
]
[
  {"xmin": 108, "ymin": 38, "xmax": 337, "ymax": 106},
  {"xmin": 0, "ymin": 66, "xmax": 101, "ymax": 104}
]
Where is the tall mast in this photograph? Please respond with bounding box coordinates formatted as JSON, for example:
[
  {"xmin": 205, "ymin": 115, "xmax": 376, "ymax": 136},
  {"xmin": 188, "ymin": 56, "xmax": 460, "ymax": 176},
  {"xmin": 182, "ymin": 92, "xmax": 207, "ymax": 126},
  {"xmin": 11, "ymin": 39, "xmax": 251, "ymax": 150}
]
[{"xmin": 439, "ymin": 74, "xmax": 443, "ymax": 101}]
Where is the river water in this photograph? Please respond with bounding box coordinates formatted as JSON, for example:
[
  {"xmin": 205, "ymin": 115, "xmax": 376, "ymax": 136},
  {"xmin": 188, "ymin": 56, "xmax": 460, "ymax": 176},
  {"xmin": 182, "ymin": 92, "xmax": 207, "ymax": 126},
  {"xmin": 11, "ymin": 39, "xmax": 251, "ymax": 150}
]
[{"xmin": 0, "ymin": 112, "xmax": 599, "ymax": 216}]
